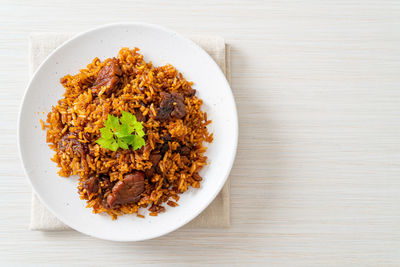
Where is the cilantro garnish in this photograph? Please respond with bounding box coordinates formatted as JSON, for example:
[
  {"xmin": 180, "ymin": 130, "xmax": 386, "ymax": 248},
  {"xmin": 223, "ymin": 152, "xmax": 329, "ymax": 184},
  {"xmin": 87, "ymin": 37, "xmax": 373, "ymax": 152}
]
[{"xmin": 96, "ymin": 111, "xmax": 146, "ymax": 151}]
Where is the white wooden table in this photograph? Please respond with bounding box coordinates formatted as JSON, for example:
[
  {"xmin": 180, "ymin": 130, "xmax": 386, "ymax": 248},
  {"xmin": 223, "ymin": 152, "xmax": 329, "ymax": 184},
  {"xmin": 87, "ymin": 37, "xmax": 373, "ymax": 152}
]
[{"xmin": 1, "ymin": 0, "xmax": 400, "ymax": 265}]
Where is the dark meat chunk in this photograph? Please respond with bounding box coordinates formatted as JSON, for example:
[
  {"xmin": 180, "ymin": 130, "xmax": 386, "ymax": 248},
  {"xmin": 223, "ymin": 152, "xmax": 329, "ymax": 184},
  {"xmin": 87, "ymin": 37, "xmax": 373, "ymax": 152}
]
[
  {"xmin": 159, "ymin": 134, "xmax": 172, "ymax": 155},
  {"xmin": 188, "ymin": 89, "xmax": 196, "ymax": 97},
  {"xmin": 170, "ymin": 93, "xmax": 186, "ymax": 119},
  {"xmin": 156, "ymin": 92, "xmax": 187, "ymax": 121},
  {"xmin": 180, "ymin": 146, "xmax": 191, "ymax": 157},
  {"xmin": 145, "ymin": 153, "xmax": 162, "ymax": 179},
  {"xmin": 156, "ymin": 93, "xmax": 175, "ymax": 121},
  {"xmin": 135, "ymin": 110, "xmax": 147, "ymax": 122},
  {"xmin": 83, "ymin": 176, "xmax": 99, "ymax": 196},
  {"xmin": 106, "ymin": 171, "xmax": 145, "ymax": 208},
  {"xmin": 163, "ymin": 134, "xmax": 172, "ymax": 142},
  {"xmin": 149, "ymin": 153, "xmax": 162, "ymax": 167},
  {"xmin": 91, "ymin": 58, "xmax": 122, "ymax": 96},
  {"xmin": 160, "ymin": 143, "xmax": 169, "ymax": 155},
  {"xmin": 144, "ymin": 168, "xmax": 155, "ymax": 179},
  {"xmin": 172, "ymin": 144, "xmax": 191, "ymax": 156},
  {"xmin": 72, "ymin": 141, "xmax": 88, "ymax": 155},
  {"xmin": 58, "ymin": 132, "xmax": 88, "ymax": 156},
  {"xmin": 147, "ymin": 134, "xmax": 172, "ymax": 178},
  {"xmin": 99, "ymin": 175, "xmax": 113, "ymax": 191}
]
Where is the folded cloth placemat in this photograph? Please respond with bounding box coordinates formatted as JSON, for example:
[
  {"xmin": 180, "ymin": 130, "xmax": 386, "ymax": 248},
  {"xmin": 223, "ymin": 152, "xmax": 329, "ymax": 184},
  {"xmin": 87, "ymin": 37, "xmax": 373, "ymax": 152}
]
[{"xmin": 29, "ymin": 33, "xmax": 231, "ymax": 231}]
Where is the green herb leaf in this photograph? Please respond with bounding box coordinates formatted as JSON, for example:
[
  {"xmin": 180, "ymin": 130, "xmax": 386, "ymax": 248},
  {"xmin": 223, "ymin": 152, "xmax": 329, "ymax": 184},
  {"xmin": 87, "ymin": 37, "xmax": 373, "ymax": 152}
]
[
  {"xmin": 115, "ymin": 123, "xmax": 134, "ymax": 138},
  {"xmin": 120, "ymin": 111, "xmax": 136, "ymax": 125},
  {"xmin": 120, "ymin": 135, "xmax": 135, "ymax": 145},
  {"xmin": 96, "ymin": 136, "xmax": 115, "ymax": 150},
  {"xmin": 100, "ymin": 127, "xmax": 114, "ymax": 139},
  {"xmin": 121, "ymin": 111, "xmax": 145, "ymax": 137},
  {"xmin": 104, "ymin": 114, "xmax": 120, "ymax": 130},
  {"xmin": 109, "ymin": 139, "xmax": 119, "ymax": 151},
  {"xmin": 134, "ymin": 123, "xmax": 145, "ymax": 137},
  {"xmin": 131, "ymin": 135, "xmax": 146, "ymax": 150},
  {"xmin": 96, "ymin": 111, "xmax": 146, "ymax": 151},
  {"xmin": 117, "ymin": 138, "xmax": 129, "ymax": 150}
]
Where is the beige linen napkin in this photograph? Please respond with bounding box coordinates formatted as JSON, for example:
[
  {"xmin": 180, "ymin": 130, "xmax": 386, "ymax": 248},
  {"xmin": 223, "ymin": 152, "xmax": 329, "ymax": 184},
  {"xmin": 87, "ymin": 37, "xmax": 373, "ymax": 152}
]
[{"xmin": 29, "ymin": 33, "xmax": 231, "ymax": 231}]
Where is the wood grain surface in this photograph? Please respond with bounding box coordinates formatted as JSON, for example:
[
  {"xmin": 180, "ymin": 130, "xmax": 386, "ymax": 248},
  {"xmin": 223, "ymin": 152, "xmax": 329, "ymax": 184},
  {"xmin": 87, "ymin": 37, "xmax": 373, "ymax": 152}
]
[{"xmin": 1, "ymin": 0, "xmax": 400, "ymax": 266}]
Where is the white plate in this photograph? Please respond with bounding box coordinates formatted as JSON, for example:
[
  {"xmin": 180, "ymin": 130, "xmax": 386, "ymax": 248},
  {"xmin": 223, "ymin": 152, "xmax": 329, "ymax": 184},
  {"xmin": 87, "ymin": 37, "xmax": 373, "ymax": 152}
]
[{"xmin": 18, "ymin": 23, "xmax": 238, "ymax": 241}]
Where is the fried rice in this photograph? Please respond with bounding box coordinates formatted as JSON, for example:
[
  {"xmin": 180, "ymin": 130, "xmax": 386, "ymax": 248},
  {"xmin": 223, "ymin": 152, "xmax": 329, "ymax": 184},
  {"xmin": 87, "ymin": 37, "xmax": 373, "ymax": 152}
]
[{"xmin": 43, "ymin": 47, "xmax": 213, "ymax": 219}]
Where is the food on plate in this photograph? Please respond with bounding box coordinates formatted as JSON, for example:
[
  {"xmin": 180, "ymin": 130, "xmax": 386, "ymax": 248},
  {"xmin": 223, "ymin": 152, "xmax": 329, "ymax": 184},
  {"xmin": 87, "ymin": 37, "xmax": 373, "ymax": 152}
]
[{"xmin": 42, "ymin": 47, "xmax": 213, "ymax": 219}]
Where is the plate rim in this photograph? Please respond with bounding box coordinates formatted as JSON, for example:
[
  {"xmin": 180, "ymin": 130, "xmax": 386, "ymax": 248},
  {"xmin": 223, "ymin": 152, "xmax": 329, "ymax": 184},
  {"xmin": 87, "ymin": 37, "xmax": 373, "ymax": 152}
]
[{"xmin": 17, "ymin": 22, "xmax": 238, "ymax": 241}]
